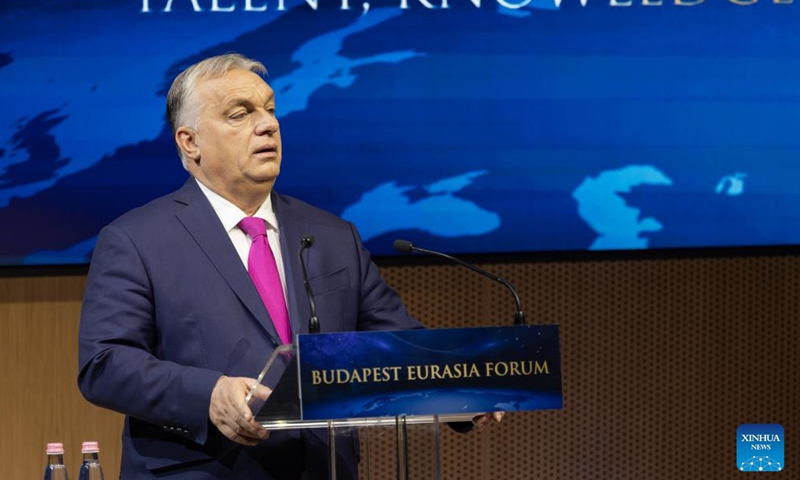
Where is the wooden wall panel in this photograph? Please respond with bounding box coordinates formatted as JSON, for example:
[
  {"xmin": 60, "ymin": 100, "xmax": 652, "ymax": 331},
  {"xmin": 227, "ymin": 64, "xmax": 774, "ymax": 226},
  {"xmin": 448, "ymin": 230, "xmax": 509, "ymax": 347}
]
[
  {"xmin": 373, "ymin": 254, "xmax": 800, "ymax": 479},
  {"xmin": 2, "ymin": 253, "xmax": 798, "ymax": 479},
  {"xmin": 0, "ymin": 276, "xmax": 123, "ymax": 480}
]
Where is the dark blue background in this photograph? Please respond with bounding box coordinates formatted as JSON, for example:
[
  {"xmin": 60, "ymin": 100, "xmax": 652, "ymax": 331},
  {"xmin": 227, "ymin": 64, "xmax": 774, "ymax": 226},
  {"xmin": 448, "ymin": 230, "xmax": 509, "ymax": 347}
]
[{"xmin": 1, "ymin": 1, "xmax": 799, "ymax": 265}]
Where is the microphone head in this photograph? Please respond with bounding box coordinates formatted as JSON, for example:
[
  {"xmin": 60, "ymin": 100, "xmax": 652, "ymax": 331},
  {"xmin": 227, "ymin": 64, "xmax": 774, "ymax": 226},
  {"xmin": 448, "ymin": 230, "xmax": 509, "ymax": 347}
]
[
  {"xmin": 393, "ymin": 239, "xmax": 414, "ymax": 254},
  {"xmin": 301, "ymin": 235, "xmax": 315, "ymax": 248}
]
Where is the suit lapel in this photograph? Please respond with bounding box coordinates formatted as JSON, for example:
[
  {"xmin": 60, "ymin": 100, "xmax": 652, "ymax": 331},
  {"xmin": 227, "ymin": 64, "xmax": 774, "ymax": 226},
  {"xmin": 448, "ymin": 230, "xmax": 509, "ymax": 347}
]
[
  {"xmin": 273, "ymin": 192, "xmax": 312, "ymax": 339},
  {"xmin": 173, "ymin": 179, "xmax": 281, "ymax": 346}
]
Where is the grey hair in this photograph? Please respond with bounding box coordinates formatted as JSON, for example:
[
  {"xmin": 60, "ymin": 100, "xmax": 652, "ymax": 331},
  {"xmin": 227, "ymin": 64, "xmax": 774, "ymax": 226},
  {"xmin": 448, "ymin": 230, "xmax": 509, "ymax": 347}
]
[{"xmin": 166, "ymin": 53, "xmax": 267, "ymax": 169}]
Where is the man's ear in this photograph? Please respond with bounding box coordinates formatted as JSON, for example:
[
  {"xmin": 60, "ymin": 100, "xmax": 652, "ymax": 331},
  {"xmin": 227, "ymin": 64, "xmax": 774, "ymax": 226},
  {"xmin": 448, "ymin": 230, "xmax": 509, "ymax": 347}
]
[{"xmin": 175, "ymin": 127, "xmax": 200, "ymax": 164}]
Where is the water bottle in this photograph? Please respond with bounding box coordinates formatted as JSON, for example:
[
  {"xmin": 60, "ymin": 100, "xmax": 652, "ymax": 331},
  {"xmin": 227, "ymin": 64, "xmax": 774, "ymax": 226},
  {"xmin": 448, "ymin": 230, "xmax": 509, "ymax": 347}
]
[
  {"xmin": 77, "ymin": 441, "xmax": 105, "ymax": 480},
  {"xmin": 43, "ymin": 442, "xmax": 69, "ymax": 480}
]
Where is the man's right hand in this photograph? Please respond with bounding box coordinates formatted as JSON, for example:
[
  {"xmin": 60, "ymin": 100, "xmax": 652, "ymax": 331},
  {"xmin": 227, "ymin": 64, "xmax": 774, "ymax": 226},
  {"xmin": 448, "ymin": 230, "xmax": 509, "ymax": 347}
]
[{"xmin": 209, "ymin": 376, "xmax": 271, "ymax": 446}]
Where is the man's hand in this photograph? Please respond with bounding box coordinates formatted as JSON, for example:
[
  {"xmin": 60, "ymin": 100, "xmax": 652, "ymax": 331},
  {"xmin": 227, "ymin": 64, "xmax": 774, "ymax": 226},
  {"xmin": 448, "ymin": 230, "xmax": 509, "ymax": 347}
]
[
  {"xmin": 472, "ymin": 411, "xmax": 504, "ymax": 430},
  {"xmin": 209, "ymin": 376, "xmax": 271, "ymax": 446}
]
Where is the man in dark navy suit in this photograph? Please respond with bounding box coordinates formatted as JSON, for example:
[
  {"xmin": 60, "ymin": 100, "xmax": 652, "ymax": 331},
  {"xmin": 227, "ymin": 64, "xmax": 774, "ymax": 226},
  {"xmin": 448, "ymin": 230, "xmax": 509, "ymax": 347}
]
[{"xmin": 77, "ymin": 53, "xmax": 423, "ymax": 479}]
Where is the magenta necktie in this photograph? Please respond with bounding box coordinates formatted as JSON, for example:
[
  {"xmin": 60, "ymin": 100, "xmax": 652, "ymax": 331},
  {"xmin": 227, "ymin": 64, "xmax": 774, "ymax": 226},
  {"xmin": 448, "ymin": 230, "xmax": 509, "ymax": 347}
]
[{"xmin": 239, "ymin": 217, "xmax": 291, "ymax": 344}]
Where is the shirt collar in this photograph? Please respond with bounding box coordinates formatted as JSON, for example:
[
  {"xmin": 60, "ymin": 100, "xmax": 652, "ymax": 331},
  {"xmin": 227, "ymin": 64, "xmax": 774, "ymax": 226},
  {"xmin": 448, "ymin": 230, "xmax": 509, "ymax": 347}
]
[{"xmin": 194, "ymin": 178, "xmax": 279, "ymax": 233}]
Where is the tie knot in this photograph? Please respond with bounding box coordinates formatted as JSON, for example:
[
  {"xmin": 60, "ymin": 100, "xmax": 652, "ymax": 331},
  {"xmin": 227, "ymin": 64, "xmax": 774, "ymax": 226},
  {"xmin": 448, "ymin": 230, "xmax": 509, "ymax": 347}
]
[{"xmin": 239, "ymin": 216, "xmax": 267, "ymax": 239}]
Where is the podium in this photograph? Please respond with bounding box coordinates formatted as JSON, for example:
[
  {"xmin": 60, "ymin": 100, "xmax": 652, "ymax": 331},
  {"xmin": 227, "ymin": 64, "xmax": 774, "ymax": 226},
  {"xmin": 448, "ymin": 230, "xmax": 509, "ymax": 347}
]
[{"xmin": 246, "ymin": 325, "xmax": 561, "ymax": 479}]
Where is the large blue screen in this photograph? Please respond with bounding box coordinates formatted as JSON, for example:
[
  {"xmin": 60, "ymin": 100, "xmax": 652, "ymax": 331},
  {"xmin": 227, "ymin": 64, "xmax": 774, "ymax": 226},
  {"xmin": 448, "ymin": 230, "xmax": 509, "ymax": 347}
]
[{"xmin": 1, "ymin": 0, "xmax": 799, "ymax": 265}]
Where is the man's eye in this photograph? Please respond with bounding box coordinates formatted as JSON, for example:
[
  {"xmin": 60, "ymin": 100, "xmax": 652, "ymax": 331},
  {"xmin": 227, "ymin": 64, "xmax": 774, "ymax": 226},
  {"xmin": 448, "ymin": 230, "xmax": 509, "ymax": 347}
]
[{"xmin": 229, "ymin": 112, "xmax": 247, "ymax": 120}]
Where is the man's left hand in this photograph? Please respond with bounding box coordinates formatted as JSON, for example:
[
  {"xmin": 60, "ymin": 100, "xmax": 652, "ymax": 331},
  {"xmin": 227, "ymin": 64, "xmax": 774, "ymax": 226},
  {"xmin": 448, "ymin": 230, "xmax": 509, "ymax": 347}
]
[{"xmin": 472, "ymin": 411, "xmax": 504, "ymax": 430}]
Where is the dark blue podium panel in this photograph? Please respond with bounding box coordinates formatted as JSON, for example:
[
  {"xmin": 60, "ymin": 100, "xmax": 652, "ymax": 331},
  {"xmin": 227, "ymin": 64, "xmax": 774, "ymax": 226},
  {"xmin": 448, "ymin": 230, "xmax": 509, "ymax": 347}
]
[{"xmin": 297, "ymin": 325, "xmax": 562, "ymax": 420}]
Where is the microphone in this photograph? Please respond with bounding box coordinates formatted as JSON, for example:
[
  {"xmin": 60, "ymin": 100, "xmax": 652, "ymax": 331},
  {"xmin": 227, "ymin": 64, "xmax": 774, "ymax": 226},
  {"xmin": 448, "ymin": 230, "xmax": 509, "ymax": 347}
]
[
  {"xmin": 393, "ymin": 239, "xmax": 526, "ymax": 325},
  {"xmin": 298, "ymin": 235, "xmax": 320, "ymax": 334}
]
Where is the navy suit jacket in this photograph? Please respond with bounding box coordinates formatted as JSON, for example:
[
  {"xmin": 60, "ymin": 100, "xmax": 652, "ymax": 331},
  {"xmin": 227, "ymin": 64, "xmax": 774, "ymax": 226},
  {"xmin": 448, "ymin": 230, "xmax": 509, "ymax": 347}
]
[{"xmin": 78, "ymin": 178, "xmax": 421, "ymax": 479}]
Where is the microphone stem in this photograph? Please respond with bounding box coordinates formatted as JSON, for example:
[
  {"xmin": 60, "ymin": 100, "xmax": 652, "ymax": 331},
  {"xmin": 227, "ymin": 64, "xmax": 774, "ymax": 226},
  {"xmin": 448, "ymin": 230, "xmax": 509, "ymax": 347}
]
[
  {"xmin": 412, "ymin": 246, "xmax": 526, "ymax": 325},
  {"xmin": 299, "ymin": 245, "xmax": 320, "ymax": 333}
]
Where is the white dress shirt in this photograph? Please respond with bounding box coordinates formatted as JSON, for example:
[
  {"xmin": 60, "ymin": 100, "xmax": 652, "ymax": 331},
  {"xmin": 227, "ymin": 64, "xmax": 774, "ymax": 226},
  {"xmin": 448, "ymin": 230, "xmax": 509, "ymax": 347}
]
[{"xmin": 195, "ymin": 179, "xmax": 289, "ymax": 304}]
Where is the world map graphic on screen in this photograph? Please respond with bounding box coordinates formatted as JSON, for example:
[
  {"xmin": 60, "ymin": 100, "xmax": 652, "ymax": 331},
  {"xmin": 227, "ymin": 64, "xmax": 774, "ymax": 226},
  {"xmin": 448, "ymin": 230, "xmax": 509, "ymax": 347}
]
[{"xmin": 1, "ymin": 0, "xmax": 799, "ymax": 265}]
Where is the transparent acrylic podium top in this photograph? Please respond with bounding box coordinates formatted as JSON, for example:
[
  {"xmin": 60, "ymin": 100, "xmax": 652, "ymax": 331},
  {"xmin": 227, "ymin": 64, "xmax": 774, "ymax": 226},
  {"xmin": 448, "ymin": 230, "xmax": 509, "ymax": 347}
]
[{"xmin": 244, "ymin": 344, "xmax": 475, "ymax": 431}]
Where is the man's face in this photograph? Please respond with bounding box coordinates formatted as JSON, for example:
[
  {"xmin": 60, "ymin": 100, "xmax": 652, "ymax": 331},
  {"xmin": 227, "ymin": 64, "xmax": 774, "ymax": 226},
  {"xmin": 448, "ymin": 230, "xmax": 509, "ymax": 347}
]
[{"xmin": 180, "ymin": 68, "xmax": 282, "ymax": 206}]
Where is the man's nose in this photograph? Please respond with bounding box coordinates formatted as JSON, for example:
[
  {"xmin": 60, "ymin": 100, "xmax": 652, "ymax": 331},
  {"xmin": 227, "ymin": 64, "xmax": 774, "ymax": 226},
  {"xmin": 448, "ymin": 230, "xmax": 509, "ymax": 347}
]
[{"xmin": 254, "ymin": 110, "xmax": 279, "ymax": 136}]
